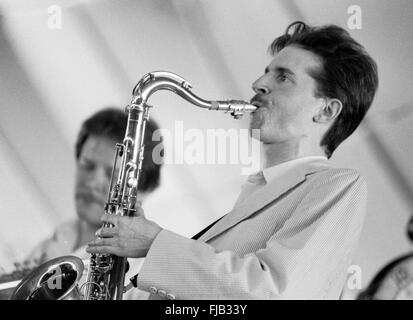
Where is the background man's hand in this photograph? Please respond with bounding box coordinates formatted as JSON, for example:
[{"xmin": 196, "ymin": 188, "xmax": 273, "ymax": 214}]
[{"xmin": 86, "ymin": 206, "xmax": 162, "ymax": 258}]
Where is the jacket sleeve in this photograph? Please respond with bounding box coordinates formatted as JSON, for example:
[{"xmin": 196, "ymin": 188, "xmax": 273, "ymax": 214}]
[{"xmin": 137, "ymin": 169, "xmax": 367, "ymax": 299}]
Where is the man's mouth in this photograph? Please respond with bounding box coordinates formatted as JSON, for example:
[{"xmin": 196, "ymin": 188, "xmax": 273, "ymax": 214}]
[
  {"xmin": 76, "ymin": 192, "xmax": 104, "ymax": 205},
  {"xmin": 250, "ymin": 102, "xmax": 265, "ymax": 116},
  {"xmin": 250, "ymin": 97, "xmax": 264, "ymax": 110}
]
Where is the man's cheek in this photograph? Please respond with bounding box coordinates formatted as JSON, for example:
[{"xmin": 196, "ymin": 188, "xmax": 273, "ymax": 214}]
[{"xmin": 75, "ymin": 172, "xmax": 87, "ymax": 186}]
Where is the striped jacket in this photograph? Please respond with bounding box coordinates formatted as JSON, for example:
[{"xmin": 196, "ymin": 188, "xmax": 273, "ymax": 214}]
[{"xmin": 137, "ymin": 158, "xmax": 367, "ymax": 299}]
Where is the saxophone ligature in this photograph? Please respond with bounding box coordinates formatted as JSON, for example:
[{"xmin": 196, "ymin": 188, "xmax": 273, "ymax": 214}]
[{"xmin": 10, "ymin": 71, "xmax": 256, "ymax": 300}]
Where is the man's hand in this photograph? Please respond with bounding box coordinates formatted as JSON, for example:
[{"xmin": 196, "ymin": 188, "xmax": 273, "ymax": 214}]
[{"xmin": 86, "ymin": 206, "xmax": 163, "ymax": 258}]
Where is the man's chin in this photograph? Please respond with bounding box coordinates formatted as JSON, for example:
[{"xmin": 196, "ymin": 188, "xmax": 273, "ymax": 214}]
[
  {"xmin": 248, "ymin": 127, "xmax": 262, "ymax": 141},
  {"xmin": 77, "ymin": 209, "xmax": 104, "ymax": 227},
  {"xmin": 84, "ymin": 218, "xmax": 102, "ymax": 229},
  {"xmin": 249, "ymin": 117, "xmax": 263, "ymax": 138}
]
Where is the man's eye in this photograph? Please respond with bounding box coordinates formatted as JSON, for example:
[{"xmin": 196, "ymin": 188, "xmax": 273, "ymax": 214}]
[
  {"xmin": 80, "ymin": 161, "xmax": 94, "ymax": 171},
  {"xmin": 277, "ymin": 74, "xmax": 288, "ymax": 82}
]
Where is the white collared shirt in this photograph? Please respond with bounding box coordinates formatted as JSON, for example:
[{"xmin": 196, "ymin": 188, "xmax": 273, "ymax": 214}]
[{"xmin": 233, "ymin": 156, "xmax": 328, "ymax": 209}]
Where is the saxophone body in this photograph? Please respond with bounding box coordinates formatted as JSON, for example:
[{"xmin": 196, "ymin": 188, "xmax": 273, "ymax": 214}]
[{"xmin": 9, "ymin": 71, "xmax": 256, "ymax": 300}]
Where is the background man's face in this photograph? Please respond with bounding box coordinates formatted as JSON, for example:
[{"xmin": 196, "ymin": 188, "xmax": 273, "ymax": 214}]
[
  {"xmin": 250, "ymin": 45, "xmax": 325, "ymax": 144},
  {"xmin": 75, "ymin": 135, "xmax": 118, "ymax": 227}
]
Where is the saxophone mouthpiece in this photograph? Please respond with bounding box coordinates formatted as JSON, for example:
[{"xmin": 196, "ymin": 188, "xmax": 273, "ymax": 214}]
[{"xmin": 212, "ymin": 100, "xmax": 257, "ymax": 119}]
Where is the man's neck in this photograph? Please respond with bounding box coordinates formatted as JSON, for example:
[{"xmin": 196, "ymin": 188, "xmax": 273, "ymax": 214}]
[{"xmin": 262, "ymin": 140, "xmax": 325, "ymax": 169}]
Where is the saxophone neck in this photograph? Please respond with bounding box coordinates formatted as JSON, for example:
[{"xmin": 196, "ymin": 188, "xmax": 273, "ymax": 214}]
[{"xmin": 130, "ymin": 71, "xmax": 257, "ymax": 119}]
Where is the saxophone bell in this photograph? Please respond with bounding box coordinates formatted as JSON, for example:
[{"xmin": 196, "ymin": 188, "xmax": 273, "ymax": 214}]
[{"xmin": 10, "ymin": 256, "xmax": 84, "ymax": 300}]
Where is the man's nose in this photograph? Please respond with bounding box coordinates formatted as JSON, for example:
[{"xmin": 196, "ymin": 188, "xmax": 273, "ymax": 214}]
[{"xmin": 252, "ymin": 75, "xmax": 270, "ymax": 95}]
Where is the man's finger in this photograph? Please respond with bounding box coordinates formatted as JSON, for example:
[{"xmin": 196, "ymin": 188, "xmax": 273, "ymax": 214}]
[
  {"xmin": 135, "ymin": 206, "xmax": 145, "ymax": 217},
  {"xmin": 101, "ymin": 214, "xmax": 119, "ymax": 225},
  {"xmin": 128, "ymin": 205, "xmax": 144, "ymax": 218},
  {"xmin": 86, "ymin": 245, "xmax": 118, "ymax": 256},
  {"xmin": 97, "ymin": 227, "xmax": 118, "ymax": 238},
  {"xmin": 88, "ymin": 237, "xmax": 114, "ymax": 247}
]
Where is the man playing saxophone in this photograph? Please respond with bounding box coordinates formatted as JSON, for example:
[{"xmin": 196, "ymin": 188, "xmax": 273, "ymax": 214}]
[{"xmin": 87, "ymin": 21, "xmax": 378, "ymax": 299}]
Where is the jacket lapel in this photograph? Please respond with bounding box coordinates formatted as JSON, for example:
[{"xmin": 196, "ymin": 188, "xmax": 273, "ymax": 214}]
[{"xmin": 199, "ymin": 159, "xmax": 332, "ymax": 242}]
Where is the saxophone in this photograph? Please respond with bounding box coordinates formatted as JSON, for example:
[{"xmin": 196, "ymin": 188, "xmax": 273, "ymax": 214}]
[{"xmin": 9, "ymin": 71, "xmax": 256, "ymax": 300}]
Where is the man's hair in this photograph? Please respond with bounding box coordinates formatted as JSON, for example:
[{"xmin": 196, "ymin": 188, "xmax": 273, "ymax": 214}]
[
  {"xmin": 75, "ymin": 107, "xmax": 163, "ymax": 192},
  {"xmin": 269, "ymin": 21, "xmax": 379, "ymax": 158}
]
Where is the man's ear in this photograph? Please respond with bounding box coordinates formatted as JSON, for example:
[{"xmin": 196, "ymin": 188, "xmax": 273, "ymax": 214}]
[{"xmin": 313, "ymin": 99, "xmax": 342, "ymax": 124}]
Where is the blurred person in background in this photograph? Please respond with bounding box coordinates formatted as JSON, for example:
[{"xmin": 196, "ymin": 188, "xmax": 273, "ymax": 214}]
[
  {"xmin": 2, "ymin": 107, "xmax": 163, "ymax": 299},
  {"xmin": 355, "ymin": 217, "xmax": 413, "ymax": 300},
  {"xmin": 357, "ymin": 253, "xmax": 413, "ymax": 300},
  {"xmin": 27, "ymin": 108, "xmax": 162, "ymax": 263}
]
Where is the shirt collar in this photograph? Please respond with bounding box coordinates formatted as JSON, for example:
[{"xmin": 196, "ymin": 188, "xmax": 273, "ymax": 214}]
[{"xmin": 261, "ymin": 156, "xmax": 328, "ymax": 184}]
